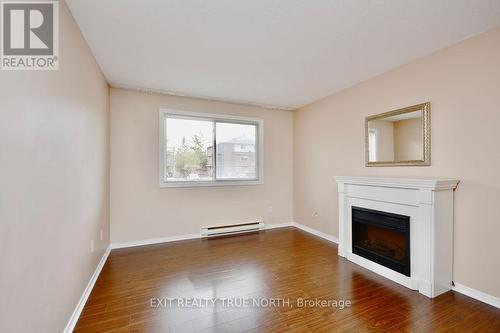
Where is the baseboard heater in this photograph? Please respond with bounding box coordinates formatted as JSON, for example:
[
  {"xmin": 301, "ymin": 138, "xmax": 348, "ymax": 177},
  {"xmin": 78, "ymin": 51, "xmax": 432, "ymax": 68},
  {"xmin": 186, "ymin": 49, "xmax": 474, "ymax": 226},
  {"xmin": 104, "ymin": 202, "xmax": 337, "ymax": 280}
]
[{"xmin": 201, "ymin": 221, "xmax": 265, "ymax": 238}]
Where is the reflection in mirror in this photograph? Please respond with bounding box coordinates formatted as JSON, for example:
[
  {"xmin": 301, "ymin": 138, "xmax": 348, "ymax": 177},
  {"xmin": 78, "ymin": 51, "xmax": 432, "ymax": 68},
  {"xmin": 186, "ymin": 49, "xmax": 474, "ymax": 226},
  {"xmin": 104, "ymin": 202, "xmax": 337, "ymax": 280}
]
[{"xmin": 366, "ymin": 103, "xmax": 430, "ymax": 166}]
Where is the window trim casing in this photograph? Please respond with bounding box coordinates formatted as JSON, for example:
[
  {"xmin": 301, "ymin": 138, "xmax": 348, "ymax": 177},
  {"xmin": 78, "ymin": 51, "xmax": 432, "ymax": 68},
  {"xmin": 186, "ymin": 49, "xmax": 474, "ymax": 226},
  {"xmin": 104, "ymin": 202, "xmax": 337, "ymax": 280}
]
[{"xmin": 159, "ymin": 109, "xmax": 264, "ymax": 188}]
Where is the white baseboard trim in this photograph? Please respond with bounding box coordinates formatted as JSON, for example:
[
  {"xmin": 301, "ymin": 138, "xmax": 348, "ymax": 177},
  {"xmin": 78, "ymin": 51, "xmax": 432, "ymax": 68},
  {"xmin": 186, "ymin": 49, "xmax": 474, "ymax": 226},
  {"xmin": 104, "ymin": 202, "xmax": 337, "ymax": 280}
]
[
  {"xmin": 110, "ymin": 222, "xmax": 294, "ymax": 250},
  {"xmin": 452, "ymin": 283, "xmax": 500, "ymax": 309},
  {"xmin": 293, "ymin": 222, "xmax": 339, "ymax": 244},
  {"xmin": 111, "ymin": 233, "xmax": 201, "ymax": 249},
  {"xmin": 64, "ymin": 246, "xmax": 111, "ymax": 333},
  {"xmin": 265, "ymin": 222, "xmax": 294, "ymax": 230}
]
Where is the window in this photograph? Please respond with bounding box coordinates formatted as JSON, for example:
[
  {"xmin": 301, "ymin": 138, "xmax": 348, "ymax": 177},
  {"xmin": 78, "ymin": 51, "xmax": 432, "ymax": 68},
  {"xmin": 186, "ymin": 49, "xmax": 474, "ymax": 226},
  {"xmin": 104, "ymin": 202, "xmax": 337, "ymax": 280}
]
[{"xmin": 159, "ymin": 109, "xmax": 263, "ymax": 187}]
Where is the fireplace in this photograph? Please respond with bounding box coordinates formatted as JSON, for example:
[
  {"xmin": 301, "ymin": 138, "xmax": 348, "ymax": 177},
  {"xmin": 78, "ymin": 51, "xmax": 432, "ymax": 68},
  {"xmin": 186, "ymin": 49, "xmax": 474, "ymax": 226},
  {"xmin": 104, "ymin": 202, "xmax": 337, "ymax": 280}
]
[
  {"xmin": 352, "ymin": 207, "xmax": 410, "ymax": 276},
  {"xmin": 336, "ymin": 176, "xmax": 459, "ymax": 297}
]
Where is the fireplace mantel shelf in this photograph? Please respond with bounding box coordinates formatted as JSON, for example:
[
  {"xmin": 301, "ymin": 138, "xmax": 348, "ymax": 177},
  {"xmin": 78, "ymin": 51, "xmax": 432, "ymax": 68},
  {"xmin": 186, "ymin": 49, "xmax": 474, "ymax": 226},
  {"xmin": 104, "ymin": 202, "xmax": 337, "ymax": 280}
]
[
  {"xmin": 335, "ymin": 175, "xmax": 460, "ymax": 298},
  {"xmin": 334, "ymin": 176, "xmax": 460, "ymax": 191}
]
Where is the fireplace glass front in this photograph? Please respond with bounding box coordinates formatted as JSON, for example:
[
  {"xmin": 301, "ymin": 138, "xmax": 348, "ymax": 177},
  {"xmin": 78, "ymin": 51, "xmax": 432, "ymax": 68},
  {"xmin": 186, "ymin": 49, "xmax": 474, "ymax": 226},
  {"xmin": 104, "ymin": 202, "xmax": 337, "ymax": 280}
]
[{"xmin": 352, "ymin": 207, "xmax": 410, "ymax": 276}]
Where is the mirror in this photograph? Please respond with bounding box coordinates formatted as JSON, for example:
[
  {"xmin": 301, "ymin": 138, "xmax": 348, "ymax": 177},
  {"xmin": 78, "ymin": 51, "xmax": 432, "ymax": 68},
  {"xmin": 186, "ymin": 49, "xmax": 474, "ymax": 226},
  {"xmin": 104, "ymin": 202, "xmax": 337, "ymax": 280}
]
[{"xmin": 366, "ymin": 103, "xmax": 430, "ymax": 166}]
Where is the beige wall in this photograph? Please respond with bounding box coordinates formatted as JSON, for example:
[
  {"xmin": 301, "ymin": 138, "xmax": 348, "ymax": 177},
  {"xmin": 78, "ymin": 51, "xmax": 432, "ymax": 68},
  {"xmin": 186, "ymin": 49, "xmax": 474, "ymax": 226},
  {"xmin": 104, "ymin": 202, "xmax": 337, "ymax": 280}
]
[
  {"xmin": 110, "ymin": 88, "xmax": 293, "ymax": 243},
  {"xmin": 0, "ymin": 2, "xmax": 110, "ymax": 332},
  {"xmin": 393, "ymin": 118, "xmax": 423, "ymax": 161},
  {"xmin": 294, "ymin": 27, "xmax": 500, "ymax": 298}
]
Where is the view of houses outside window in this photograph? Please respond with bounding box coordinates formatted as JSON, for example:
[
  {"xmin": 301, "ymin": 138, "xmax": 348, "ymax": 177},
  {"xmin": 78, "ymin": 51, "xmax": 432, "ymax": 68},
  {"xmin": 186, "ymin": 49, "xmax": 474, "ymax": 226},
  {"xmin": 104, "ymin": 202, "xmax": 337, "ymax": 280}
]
[
  {"xmin": 164, "ymin": 116, "xmax": 257, "ymax": 182},
  {"xmin": 214, "ymin": 122, "xmax": 257, "ymax": 179}
]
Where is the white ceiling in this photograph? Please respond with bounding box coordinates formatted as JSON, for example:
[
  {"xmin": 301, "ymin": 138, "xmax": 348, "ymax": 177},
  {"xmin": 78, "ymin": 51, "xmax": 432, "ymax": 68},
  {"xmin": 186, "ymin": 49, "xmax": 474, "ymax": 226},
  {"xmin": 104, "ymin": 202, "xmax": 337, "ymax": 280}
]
[{"xmin": 66, "ymin": 0, "xmax": 500, "ymax": 110}]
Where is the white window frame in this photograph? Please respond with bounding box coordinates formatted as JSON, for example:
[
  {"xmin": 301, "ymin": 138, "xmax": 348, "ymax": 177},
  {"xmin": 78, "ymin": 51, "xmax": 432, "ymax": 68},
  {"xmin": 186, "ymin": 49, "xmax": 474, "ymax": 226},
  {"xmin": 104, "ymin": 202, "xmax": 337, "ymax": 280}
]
[{"xmin": 159, "ymin": 109, "xmax": 264, "ymax": 188}]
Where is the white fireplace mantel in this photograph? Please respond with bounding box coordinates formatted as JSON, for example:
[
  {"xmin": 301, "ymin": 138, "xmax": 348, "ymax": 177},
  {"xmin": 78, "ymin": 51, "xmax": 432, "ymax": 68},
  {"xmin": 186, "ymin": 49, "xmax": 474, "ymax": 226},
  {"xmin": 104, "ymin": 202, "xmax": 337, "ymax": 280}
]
[{"xmin": 334, "ymin": 176, "xmax": 460, "ymax": 298}]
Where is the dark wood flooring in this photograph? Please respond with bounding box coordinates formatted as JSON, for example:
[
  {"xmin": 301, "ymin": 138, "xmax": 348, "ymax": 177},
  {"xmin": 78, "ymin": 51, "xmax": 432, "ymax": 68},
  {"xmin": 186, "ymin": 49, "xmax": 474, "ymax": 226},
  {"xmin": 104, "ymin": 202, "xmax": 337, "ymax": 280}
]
[{"xmin": 75, "ymin": 228, "xmax": 500, "ymax": 332}]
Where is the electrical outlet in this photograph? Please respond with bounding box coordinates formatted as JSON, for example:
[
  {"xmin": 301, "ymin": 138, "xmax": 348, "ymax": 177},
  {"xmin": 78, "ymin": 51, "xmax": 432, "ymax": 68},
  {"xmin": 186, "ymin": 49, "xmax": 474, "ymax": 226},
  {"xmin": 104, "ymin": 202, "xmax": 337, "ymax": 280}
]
[
  {"xmin": 100, "ymin": 229, "xmax": 103, "ymax": 241},
  {"xmin": 90, "ymin": 239, "xmax": 94, "ymax": 253},
  {"xmin": 312, "ymin": 211, "xmax": 319, "ymax": 218},
  {"xmin": 268, "ymin": 206, "xmax": 273, "ymax": 214}
]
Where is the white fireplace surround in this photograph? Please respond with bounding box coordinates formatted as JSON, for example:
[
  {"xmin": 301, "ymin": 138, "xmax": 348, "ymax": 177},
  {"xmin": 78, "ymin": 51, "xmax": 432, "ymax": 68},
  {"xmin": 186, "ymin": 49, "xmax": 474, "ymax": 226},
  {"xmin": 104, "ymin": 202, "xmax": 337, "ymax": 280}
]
[{"xmin": 335, "ymin": 176, "xmax": 460, "ymax": 298}]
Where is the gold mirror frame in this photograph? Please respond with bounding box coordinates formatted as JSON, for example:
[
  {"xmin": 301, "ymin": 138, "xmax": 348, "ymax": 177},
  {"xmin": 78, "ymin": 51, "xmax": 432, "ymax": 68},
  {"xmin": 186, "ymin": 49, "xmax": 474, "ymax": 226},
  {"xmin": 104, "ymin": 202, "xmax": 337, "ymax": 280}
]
[{"xmin": 365, "ymin": 102, "xmax": 431, "ymax": 167}]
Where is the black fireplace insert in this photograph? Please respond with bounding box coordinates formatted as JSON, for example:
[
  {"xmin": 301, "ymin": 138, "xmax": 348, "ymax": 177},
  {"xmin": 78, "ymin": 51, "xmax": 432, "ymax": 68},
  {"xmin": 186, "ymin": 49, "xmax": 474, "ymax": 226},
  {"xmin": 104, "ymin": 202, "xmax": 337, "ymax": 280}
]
[{"xmin": 352, "ymin": 206, "xmax": 410, "ymax": 276}]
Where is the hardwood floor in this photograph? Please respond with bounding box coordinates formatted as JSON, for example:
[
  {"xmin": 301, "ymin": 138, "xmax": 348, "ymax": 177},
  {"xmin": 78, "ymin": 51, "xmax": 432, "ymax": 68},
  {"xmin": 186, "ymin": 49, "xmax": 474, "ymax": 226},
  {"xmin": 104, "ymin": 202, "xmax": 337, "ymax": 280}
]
[{"xmin": 75, "ymin": 228, "xmax": 500, "ymax": 332}]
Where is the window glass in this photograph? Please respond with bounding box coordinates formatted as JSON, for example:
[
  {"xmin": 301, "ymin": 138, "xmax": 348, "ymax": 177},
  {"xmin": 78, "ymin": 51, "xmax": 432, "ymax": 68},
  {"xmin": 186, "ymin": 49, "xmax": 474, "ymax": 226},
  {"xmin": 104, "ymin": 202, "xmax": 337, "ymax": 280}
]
[
  {"xmin": 165, "ymin": 117, "xmax": 213, "ymax": 182},
  {"xmin": 161, "ymin": 111, "xmax": 262, "ymax": 186},
  {"xmin": 215, "ymin": 122, "xmax": 257, "ymax": 180}
]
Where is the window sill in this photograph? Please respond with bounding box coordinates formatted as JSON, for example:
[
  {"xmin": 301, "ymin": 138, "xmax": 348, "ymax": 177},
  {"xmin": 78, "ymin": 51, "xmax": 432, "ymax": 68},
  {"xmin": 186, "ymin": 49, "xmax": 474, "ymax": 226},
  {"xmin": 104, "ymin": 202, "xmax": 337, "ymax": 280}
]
[{"xmin": 159, "ymin": 179, "xmax": 264, "ymax": 188}]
